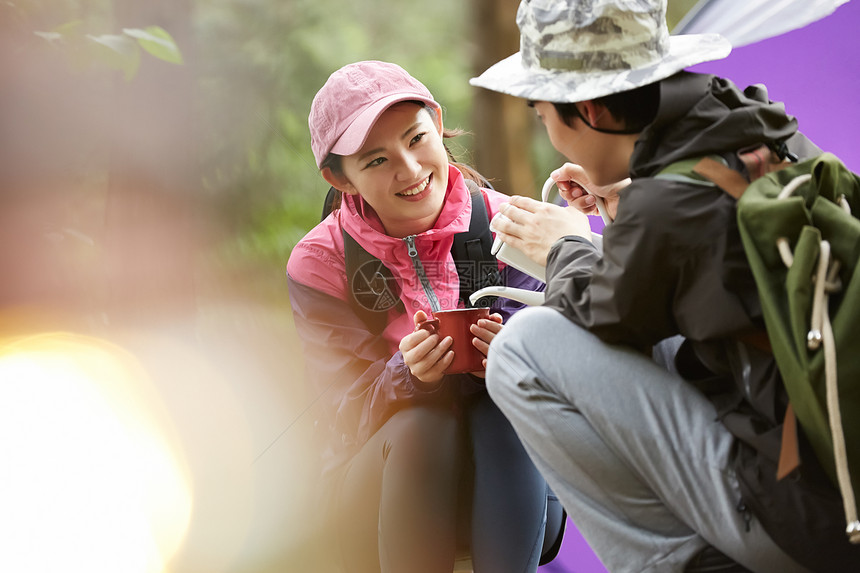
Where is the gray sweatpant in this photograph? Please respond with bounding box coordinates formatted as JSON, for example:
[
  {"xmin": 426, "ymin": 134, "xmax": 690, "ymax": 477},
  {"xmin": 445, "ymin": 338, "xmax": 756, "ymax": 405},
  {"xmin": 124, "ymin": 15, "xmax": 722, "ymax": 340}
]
[{"xmin": 485, "ymin": 306, "xmax": 810, "ymax": 573}]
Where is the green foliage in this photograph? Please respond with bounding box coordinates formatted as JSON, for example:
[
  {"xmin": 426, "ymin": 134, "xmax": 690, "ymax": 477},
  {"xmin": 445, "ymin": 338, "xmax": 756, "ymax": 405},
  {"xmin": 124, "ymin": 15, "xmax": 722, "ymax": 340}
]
[
  {"xmin": 11, "ymin": 0, "xmax": 707, "ymax": 291},
  {"xmin": 195, "ymin": 0, "xmax": 475, "ymax": 269},
  {"xmin": 205, "ymin": 0, "xmax": 698, "ymax": 272},
  {"xmin": 37, "ymin": 24, "xmax": 183, "ymax": 81},
  {"xmin": 5, "ymin": 0, "xmax": 714, "ymax": 281},
  {"xmin": 83, "ymin": 32, "xmax": 140, "ymax": 80},
  {"xmin": 122, "ymin": 26, "xmax": 184, "ymax": 65},
  {"xmin": 10, "ymin": 0, "xmax": 183, "ymax": 81}
]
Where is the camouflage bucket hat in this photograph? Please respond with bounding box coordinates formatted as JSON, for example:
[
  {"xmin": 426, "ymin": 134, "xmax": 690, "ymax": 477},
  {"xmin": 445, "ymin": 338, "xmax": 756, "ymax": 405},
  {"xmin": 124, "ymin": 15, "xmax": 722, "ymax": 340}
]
[{"xmin": 470, "ymin": 0, "xmax": 731, "ymax": 103}]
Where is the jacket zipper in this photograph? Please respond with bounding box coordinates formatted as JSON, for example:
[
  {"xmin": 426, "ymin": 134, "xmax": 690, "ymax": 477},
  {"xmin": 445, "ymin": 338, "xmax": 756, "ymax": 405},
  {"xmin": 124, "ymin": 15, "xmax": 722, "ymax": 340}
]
[{"xmin": 404, "ymin": 235, "xmax": 440, "ymax": 313}]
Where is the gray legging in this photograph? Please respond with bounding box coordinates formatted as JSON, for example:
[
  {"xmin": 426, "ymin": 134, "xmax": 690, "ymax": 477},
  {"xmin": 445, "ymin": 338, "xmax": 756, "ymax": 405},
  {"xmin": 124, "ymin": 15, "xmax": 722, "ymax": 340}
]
[{"xmin": 332, "ymin": 392, "xmax": 563, "ymax": 573}]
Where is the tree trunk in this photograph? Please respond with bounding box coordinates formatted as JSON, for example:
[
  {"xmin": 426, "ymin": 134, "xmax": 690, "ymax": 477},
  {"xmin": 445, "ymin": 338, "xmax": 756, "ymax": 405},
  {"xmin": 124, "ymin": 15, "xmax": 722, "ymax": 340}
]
[{"xmin": 470, "ymin": 0, "xmax": 534, "ymax": 197}]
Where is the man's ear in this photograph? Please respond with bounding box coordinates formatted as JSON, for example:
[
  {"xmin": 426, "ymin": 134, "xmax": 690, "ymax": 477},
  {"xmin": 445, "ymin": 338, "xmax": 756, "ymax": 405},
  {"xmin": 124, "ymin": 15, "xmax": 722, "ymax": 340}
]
[
  {"xmin": 580, "ymin": 100, "xmax": 605, "ymax": 127},
  {"xmin": 321, "ymin": 166, "xmax": 358, "ymax": 196},
  {"xmin": 582, "ymin": 100, "xmax": 622, "ymax": 131}
]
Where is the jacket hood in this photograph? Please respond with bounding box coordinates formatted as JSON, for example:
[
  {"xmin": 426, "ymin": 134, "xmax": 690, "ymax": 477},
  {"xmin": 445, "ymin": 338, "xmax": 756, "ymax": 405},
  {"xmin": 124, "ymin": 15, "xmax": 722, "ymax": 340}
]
[{"xmin": 630, "ymin": 72, "xmax": 799, "ymax": 178}]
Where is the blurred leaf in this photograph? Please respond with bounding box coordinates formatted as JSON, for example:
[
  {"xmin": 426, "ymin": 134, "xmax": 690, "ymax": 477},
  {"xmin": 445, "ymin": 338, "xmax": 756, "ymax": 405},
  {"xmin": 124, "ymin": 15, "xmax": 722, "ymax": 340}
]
[
  {"xmin": 87, "ymin": 33, "xmax": 136, "ymax": 56},
  {"xmin": 86, "ymin": 33, "xmax": 140, "ymax": 80},
  {"xmin": 123, "ymin": 26, "xmax": 183, "ymax": 65},
  {"xmin": 34, "ymin": 31, "xmax": 63, "ymax": 43},
  {"xmin": 53, "ymin": 19, "xmax": 84, "ymax": 37}
]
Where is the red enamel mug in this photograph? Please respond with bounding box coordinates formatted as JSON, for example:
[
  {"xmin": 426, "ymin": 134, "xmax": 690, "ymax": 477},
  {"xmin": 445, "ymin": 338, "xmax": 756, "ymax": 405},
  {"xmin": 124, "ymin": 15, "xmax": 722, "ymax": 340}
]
[{"xmin": 417, "ymin": 307, "xmax": 490, "ymax": 374}]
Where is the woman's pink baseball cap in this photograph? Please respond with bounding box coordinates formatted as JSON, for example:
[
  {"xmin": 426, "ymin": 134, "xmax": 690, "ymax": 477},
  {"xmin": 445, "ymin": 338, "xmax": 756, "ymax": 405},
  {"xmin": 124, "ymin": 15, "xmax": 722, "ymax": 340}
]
[{"xmin": 309, "ymin": 61, "xmax": 439, "ymax": 168}]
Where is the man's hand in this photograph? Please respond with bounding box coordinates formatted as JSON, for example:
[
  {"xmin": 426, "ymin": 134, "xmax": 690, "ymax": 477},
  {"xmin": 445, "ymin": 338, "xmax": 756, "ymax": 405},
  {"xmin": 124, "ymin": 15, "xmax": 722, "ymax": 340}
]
[
  {"xmin": 552, "ymin": 162, "xmax": 629, "ymax": 221},
  {"xmin": 492, "ymin": 195, "xmax": 592, "ymax": 266}
]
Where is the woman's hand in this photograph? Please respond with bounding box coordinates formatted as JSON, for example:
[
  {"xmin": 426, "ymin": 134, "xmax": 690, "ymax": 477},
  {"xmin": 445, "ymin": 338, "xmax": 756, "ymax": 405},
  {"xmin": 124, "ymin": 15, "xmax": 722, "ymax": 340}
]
[
  {"xmin": 400, "ymin": 310, "xmax": 454, "ymax": 385},
  {"xmin": 551, "ymin": 162, "xmax": 629, "ymax": 220},
  {"xmin": 469, "ymin": 313, "xmax": 504, "ymax": 376},
  {"xmin": 492, "ymin": 196, "xmax": 592, "ymax": 267}
]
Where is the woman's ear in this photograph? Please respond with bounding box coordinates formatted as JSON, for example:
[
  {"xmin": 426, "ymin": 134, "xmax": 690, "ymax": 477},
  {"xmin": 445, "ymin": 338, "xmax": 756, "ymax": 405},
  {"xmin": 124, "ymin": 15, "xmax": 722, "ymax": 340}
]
[
  {"xmin": 321, "ymin": 167, "xmax": 358, "ymax": 196},
  {"xmin": 431, "ymin": 105, "xmax": 444, "ymax": 135}
]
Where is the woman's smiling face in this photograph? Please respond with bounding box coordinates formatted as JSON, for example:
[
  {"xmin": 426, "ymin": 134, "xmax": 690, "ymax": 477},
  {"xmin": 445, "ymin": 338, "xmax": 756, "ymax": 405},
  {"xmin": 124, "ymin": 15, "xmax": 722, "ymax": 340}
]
[{"xmin": 326, "ymin": 102, "xmax": 449, "ymax": 238}]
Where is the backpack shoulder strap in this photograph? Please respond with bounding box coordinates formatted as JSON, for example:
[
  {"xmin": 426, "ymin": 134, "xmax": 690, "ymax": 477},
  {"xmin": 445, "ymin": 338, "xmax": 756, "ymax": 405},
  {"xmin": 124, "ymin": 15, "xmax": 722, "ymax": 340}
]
[
  {"xmin": 692, "ymin": 157, "xmax": 750, "ymax": 199},
  {"xmin": 322, "ymin": 187, "xmax": 401, "ymax": 335},
  {"xmin": 321, "ymin": 186, "xmax": 338, "ymax": 221},
  {"xmin": 343, "ymin": 228, "xmax": 404, "ymax": 335},
  {"xmin": 455, "ymin": 180, "xmax": 493, "ymax": 262},
  {"xmin": 655, "ymin": 155, "xmax": 723, "ymax": 188},
  {"xmin": 656, "ymin": 144, "xmax": 792, "ymax": 200},
  {"xmin": 453, "ymin": 180, "xmax": 502, "ymax": 308}
]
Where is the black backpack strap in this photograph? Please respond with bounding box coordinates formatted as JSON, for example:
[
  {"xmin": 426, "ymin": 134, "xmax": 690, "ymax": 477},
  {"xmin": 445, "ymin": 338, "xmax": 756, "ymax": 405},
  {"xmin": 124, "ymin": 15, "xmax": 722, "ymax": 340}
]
[
  {"xmin": 453, "ymin": 181, "xmax": 502, "ymax": 308},
  {"xmin": 324, "ymin": 187, "xmax": 402, "ymax": 335},
  {"xmin": 321, "ymin": 186, "xmax": 338, "ymax": 221},
  {"xmin": 343, "ymin": 228, "xmax": 404, "ymax": 335},
  {"xmin": 321, "ymin": 187, "xmax": 398, "ymax": 335}
]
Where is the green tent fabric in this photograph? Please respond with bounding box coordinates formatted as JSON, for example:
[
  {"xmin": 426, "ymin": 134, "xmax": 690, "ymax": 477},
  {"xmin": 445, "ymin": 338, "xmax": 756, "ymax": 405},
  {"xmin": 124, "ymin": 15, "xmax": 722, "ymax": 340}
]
[{"xmin": 737, "ymin": 152, "xmax": 860, "ymax": 543}]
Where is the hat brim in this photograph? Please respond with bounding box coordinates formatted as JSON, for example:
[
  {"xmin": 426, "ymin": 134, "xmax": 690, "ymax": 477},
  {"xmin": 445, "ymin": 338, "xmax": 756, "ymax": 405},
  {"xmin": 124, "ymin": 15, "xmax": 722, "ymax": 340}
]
[
  {"xmin": 469, "ymin": 34, "xmax": 731, "ymax": 103},
  {"xmin": 330, "ymin": 93, "xmax": 439, "ymax": 157}
]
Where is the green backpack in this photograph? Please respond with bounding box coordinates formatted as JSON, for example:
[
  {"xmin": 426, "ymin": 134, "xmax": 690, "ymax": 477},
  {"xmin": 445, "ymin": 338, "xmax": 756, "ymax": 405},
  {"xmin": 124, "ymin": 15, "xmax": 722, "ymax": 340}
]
[{"xmin": 659, "ymin": 150, "xmax": 860, "ymax": 544}]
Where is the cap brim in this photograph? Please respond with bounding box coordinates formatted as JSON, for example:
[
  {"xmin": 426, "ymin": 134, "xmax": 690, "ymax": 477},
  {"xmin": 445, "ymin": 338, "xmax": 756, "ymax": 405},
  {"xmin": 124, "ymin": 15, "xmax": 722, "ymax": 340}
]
[
  {"xmin": 469, "ymin": 34, "xmax": 731, "ymax": 103},
  {"xmin": 330, "ymin": 93, "xmax": 438, "ymax": 157}
]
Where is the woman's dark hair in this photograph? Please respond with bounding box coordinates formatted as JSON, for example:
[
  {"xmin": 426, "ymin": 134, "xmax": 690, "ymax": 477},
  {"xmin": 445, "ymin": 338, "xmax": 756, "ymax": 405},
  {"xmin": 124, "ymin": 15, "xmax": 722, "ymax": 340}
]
[
  {"xmin": 552, "ymin": 82, "xmax": 660, "ymax": 134},
  {"xmin": 320, "ymin": 102, "xmax": 488, "ymax": 211}
]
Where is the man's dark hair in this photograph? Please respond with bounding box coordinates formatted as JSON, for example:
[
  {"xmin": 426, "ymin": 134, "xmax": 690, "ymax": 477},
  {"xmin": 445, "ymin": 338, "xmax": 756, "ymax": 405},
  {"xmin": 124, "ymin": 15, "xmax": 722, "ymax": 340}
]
[{"xmin": 553, "ymin": 82, "xmax": 660, "ymax": 134}]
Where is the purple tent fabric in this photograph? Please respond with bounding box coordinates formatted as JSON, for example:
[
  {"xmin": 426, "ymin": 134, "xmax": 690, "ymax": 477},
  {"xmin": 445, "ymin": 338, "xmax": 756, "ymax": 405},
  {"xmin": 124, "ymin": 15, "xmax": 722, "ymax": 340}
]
[
  {"xmin": 689, "ymin": 0, "xmax": 859, "ymax": 171},
  {"xmin": 539, "ymin": 522, "xmax": 608, "ymax": 573}
]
